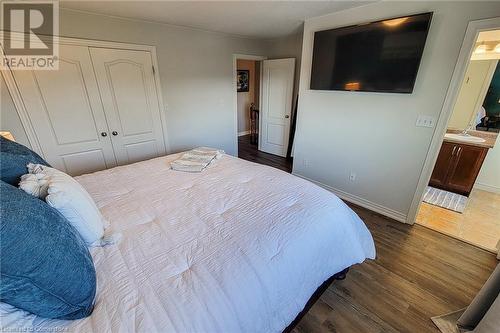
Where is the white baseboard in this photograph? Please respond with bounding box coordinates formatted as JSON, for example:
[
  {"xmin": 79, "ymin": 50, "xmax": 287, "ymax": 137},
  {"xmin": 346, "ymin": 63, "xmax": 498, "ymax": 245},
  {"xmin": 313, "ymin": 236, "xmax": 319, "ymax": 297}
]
[
  {"xmin": 293, "ymin": 173, "xmax": 408, "ymax": 223},
  {"xmin": 474, "ymin": 182, "xmax": 500, "ymax": 194},
  {"xmin": 238, "ymin": 130, "xmax": 251, "ymax": 136}
]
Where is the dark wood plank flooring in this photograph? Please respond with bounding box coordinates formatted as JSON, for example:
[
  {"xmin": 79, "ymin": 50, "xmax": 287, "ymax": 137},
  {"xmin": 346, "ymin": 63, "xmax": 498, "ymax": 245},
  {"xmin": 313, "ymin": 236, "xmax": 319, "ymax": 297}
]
[
  {"xmin": 238, "ymin": 134, "xmax": 293, "ymax": 173},
  {"xmin": 294, "ymin": 204, "xmax": 497, "ymax": 333}
]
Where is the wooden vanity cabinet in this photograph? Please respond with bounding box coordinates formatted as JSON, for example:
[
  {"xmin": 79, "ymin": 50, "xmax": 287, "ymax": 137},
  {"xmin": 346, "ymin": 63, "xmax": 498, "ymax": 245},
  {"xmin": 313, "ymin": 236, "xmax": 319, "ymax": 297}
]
[
  {"xmin": 429, "ymin": 142, "xmax": 456, "ymax": 188},
  {"xmin": 429, "ymin": 141, "xmax": 488, "ymax": 196}
]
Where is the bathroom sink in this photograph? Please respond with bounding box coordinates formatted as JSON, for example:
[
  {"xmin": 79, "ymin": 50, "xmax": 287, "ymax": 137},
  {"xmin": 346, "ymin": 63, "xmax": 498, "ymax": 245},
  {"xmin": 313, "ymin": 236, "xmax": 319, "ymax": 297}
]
[{"xmin": 444, "ymin": 133, "xmax": 486, "ymax": 143}]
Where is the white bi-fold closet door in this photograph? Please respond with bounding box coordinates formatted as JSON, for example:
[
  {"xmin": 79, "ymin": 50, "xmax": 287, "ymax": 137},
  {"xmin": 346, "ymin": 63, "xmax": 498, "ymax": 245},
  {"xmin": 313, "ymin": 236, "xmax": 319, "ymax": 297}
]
[
  {"xmin": 89, "ymin": 48, "xmax": 166, "ymax": 168},
  {"xmin": 11, "ymin": 43, "xmax": 166, "ymax": 176}
]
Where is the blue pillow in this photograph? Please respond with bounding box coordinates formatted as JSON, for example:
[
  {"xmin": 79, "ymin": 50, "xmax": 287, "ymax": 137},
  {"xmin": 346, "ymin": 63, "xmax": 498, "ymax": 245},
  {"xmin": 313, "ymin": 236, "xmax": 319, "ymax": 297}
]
[
  {"xmin": 0, "ymin": 136, "xmax": 50, "ymax": 186},
  {"xmin": 0, "ymin": 181, "xmax": 96, "ymax": 319}
]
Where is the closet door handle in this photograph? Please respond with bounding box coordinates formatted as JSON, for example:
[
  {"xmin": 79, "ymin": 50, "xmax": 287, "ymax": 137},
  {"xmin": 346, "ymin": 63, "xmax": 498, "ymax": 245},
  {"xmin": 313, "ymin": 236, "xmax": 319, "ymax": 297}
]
[
  {"xmin": 112, "ymin": 131, "xmax": 118, "ymax": 136},
  {"xmin": 101, "ymin": 132, "xmax": 108, "ymax": 137}
]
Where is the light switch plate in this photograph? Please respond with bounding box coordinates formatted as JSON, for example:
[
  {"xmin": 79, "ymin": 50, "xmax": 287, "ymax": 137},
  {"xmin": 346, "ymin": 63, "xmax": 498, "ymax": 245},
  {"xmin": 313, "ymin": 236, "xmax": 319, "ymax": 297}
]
[{"xmin": 416, "ymin": 115, "xmax": 436, "ymax": 128}]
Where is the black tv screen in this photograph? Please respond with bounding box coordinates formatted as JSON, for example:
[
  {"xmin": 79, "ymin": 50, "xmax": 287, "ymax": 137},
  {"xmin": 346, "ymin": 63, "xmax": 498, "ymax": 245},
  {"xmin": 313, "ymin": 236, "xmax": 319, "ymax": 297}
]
[{"xmin": 310, "ymin": 12, "xmax": 432, "ymax": 93}]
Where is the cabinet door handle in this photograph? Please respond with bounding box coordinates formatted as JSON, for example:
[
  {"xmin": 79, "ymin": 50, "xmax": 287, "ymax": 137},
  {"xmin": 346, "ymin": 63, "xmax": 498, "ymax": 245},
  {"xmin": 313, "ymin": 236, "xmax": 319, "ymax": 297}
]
[
  {"xmin": 112, "ymin": 131, "xmax": 118, "ymax": 136},
  {"xmin": 101, "ymin": 132, "xmax": 107, "ymax": 137},
  {"xmin": 457, "ymin": 147, "xmax": 462, "ymax": 155},
  {"xmin": 452, "ymin": 146, "xmax": 457, "ymax": 156}
]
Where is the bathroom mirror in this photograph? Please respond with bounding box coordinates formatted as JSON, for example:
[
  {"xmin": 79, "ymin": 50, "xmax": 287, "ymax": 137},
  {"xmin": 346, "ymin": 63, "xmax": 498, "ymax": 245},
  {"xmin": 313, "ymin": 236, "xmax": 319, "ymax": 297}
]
[{"xmin": 448, "ymin": 30, "xmax": 500, "ymax": 133}]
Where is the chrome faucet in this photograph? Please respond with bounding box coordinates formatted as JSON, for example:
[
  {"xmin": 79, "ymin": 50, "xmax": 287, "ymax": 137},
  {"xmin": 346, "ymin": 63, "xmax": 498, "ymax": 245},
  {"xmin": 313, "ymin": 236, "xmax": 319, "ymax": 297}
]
[{"xmin": 461, "ymin": 124, "xmax": 473, "ymax": 136}]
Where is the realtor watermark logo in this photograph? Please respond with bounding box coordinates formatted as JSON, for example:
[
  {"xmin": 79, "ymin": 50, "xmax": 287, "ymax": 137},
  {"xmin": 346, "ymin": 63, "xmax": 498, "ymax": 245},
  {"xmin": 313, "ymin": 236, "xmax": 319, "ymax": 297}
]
[{"xmin": 1, "ymin": 1, "xmax": 59, "ymax": 70}]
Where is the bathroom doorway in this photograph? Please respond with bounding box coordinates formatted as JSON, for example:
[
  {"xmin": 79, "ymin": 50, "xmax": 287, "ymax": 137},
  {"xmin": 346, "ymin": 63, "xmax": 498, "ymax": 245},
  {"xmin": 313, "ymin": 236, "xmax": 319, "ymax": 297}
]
[
  {"xmin": 233, "ymin": 54, "xmax": 294, "ymax": 172},
  {"xmin": 415, "ymin": 29, "xmax": 500, "ymax": 252}
]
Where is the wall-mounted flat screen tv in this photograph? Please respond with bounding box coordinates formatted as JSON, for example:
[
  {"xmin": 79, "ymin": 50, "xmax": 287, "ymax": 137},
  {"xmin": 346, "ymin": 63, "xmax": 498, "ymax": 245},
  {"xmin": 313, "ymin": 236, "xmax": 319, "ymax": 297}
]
[{"xmin": 310, "ymin": 12, "xmax": 433, "ymax": 93}]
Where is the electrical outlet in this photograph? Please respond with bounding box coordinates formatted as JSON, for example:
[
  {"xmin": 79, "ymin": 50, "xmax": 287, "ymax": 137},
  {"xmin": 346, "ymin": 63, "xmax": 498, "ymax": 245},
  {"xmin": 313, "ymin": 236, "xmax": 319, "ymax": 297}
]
[
  {"xmin": 349, "ymin": 172, "xmax": 356, "ymax": 182},
  {"xmin": 302, "ymin": 159, "xmax": 309, "ymax": 168},
  {"xmin": 416, "ymin": 115, "xmax": 436, "ymax": 128}
]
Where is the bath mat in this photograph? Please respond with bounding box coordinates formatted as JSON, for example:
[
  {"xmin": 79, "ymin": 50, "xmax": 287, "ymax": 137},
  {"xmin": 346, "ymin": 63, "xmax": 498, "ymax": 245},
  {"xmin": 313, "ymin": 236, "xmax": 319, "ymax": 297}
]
[
  {"xmin": 423, "ymin": 186, "xmax": 468, "ymax": 213},
  {"xmin": 431, "ymin": 308, "xmax": 469, "ymax": 333}
]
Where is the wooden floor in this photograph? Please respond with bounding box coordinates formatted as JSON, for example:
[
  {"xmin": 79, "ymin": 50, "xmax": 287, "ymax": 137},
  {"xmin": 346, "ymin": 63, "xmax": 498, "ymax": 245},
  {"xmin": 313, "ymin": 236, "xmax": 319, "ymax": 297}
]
[
  {"xmin": 294, "ymin": 204, "xmax": 497, "ymax": 333},
  {"xmin": 416, "ymin": 188, "xmax": 500, "ymax": 252},
  {"xmin": 238, "ymin": 134, "xmax": 293, "ymax": 173}
]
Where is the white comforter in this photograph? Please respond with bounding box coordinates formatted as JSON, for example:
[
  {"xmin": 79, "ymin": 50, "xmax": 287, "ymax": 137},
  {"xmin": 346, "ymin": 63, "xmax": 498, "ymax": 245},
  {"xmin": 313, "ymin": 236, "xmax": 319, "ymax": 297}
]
[{"xmin": 1, "ymin": 153, "xmax": 375, "ymax": 332}]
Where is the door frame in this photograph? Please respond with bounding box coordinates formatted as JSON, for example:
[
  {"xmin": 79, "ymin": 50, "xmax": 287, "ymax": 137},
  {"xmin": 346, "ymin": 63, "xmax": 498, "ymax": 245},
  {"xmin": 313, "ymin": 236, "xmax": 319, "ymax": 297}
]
[
  {"xmin": 407, "ymin": 17, "xmax": 500, "ymax": 225},
  {"xmin": 232, "ymin": 53, "xmax": 267, "ymax": 156},
  {"xmin": 0, "ymin": 33, "xmax": 170, "ymax": 157}
]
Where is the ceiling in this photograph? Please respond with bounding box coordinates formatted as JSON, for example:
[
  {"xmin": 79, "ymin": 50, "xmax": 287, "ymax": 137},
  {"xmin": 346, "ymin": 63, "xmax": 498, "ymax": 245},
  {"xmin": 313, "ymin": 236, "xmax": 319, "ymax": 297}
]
[
  {"xmin": 472, "ymin": 30, "xmax": 500, "ymax": 60},
  {"xmin": 477, "ymin": 30, "xmax": 500, "ymax": 43},
  {"xmin": 60, "ymin": 1, "xmax": 373, "ymax": 39}
]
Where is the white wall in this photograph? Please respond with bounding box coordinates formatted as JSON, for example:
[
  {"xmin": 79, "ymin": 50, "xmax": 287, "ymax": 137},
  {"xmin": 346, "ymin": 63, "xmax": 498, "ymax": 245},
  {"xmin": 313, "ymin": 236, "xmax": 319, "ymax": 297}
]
[
  {"xmin": 2, "ymin": 8, "xmax": 270, "ymax": 156},
  {"xmin": 294, "ymin": 1, "xmax": 500, "ymax": 220},
  {"xmin": 448, "ymin": 60, "xmax": 496, "ymax": 130},
  {"xmin": 267, "ymin": 28, "xmax": 303, "ymax": 108},
  {"xmin": 1, "ymin": 76, "xmax": 31, "ymax": 148},
  {"xmin": 476, "ymin": 137, "xmax": 500, "ymax": 193}
]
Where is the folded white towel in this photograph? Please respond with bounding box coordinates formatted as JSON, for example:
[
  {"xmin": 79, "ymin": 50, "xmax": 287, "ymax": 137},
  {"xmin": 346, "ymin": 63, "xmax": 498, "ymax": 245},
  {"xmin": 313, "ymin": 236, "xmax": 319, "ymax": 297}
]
[{"xmin": 170, "ymin": 147, "xmax": 224, "ymax": 172}]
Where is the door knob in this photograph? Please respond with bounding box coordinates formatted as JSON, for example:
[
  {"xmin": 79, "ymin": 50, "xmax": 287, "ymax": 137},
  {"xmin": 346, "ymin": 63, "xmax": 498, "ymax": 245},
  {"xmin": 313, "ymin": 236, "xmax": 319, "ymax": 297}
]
[
  {"xmin": 101, "ymin": 132, "xmax": 107, "ymax": 137},
  {"xmin": 285, "ymin": 115, "xmax": 290, "ymax": 119},
  {"xmin": 112, "ymin": 131, "xmax": 118, "ymax": 136}
]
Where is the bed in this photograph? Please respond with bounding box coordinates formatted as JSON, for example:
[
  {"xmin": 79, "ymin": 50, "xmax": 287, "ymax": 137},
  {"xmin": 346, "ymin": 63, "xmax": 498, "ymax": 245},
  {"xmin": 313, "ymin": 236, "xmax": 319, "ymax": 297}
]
[{"xmin": 0, "ymin": 152, "xmax": 375, "ymax": 332}]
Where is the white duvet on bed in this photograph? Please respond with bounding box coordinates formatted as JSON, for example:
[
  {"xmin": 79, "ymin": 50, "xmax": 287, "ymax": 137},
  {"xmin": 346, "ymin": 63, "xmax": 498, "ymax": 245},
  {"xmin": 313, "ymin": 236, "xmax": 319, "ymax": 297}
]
[{"xmin": 1, "ymin": 153, "xmax": 375, "ymax": 333}]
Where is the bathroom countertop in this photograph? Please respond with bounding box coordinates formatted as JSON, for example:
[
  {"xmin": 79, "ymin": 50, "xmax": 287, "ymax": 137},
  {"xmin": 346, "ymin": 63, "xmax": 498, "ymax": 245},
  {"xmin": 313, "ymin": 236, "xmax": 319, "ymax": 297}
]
[{"xmin": 444, "ymin": 129, "xmax": 498, "ymax": 149}]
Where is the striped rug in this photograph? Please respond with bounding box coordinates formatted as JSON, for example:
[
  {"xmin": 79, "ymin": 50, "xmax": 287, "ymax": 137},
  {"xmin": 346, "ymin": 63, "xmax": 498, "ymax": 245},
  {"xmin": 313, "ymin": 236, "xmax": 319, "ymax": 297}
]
[{"xmin": 423, "ymin": 186, "xmax": 468, "ymax": 213}]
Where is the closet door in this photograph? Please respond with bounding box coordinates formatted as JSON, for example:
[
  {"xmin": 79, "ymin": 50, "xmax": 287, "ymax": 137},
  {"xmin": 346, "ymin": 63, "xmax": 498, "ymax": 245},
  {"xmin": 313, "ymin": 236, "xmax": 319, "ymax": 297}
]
[
  {"xmin": 12, "ymin": 44, "xmax": 117, "ymax": 175},
  {"xmin": 89, "ymin": 48, "xmax": 166, "ymax": 165}
]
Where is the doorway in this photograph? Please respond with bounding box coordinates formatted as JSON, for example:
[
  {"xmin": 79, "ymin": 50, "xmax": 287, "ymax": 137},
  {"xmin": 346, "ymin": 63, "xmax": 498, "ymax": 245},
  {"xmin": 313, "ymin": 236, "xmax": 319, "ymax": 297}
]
[
  {"xmin": 415, "ymin": 28, "xmax": 500, "ymax": 252},
  {"xmin": 233, "ymin": 55, "xmax": 294, "ymax": 172},
  {"xmin": 236, "ymin": 58, "xmax": 260, "ymax": 139}
]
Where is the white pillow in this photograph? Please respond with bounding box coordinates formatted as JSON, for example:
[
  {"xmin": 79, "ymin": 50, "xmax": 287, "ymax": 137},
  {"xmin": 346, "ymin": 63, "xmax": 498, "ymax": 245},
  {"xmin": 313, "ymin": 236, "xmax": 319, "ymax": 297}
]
[{"xmin": 28, "ymin": 164, "xmax": 106, "ymax": 246}]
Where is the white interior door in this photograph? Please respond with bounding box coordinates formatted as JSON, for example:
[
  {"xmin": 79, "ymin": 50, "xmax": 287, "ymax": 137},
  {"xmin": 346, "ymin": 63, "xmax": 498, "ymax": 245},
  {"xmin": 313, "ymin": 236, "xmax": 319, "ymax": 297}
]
[
  {"xmin": 259, "ymin": 58, "xmax": 295, "ymax": 157},
  {"xmin": 11, "ymin": 44, "xmax": 117, "ymax": 175},
  {"xmin": 90, "ymin": 48, "xmax": 166, "ymax": 165}
]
